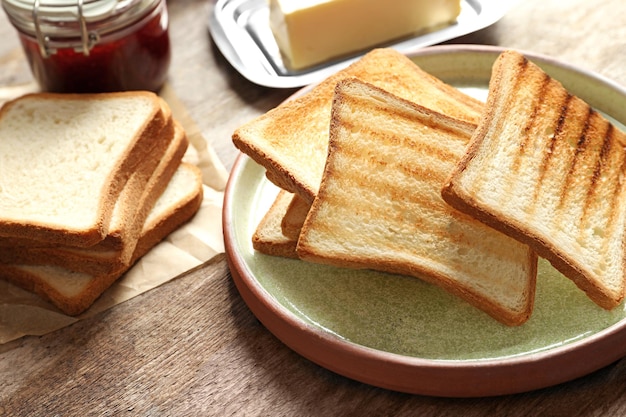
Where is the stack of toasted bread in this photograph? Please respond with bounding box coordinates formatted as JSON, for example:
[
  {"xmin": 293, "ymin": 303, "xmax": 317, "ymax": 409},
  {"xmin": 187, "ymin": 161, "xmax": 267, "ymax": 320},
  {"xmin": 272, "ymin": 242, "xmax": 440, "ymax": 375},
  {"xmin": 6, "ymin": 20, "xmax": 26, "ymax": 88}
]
[
  {"xmin": 233, "ymin": 48, "xmax": 626, "ymax": 326},
  {"xmin": 0, "ymin": 91, "xmax": 203, "ymax": 315}
]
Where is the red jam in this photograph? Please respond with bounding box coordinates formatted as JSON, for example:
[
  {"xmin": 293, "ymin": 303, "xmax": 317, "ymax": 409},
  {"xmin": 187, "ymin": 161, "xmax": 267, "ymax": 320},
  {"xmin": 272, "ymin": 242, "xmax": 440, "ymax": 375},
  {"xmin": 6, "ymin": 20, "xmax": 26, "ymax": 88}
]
[{"xmin": 10, "ymin": 0, "xmax": 170, "ymax": 93}]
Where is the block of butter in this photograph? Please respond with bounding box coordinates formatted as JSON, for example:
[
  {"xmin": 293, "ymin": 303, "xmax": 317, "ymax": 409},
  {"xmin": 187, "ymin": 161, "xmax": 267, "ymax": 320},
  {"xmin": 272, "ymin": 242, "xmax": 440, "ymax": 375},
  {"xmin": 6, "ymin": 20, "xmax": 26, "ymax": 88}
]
[{"xmin": 269, "ymin": 0, "xmax": 462, "ymax": 70}]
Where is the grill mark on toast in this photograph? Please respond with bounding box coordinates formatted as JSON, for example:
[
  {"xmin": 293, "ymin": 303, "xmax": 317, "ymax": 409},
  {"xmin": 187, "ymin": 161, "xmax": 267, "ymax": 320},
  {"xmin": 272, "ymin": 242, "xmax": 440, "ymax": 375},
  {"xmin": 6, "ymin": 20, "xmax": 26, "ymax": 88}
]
[
  {"xmin": 589, "ymin": 124, "xmax": 626, "ymax": 258},
  {"xmin": 581, "ymin": 110, "xmax": 611, "ymax": 221},
  {"xmin": 530, "ymin": 92, "xmax": 573, "ymax": 211},
  {"xmin": 605, "ymin": 126, "xmax": 626, "ymax": 230},
  {"xmin": 330, "ymin": 120, "xmax": 464, "ymax": 215},
  {"xmin": 334, "ymin": 139, "xmax": 452, "ymax": 212},
  {"xmin": 593, "ymin": 124, "xmax": 622, "ymax": 264},
  {"xmin": 340, "ymin": 93, "xmax": 475, "ymax": 142},
  {"xmin": 551, "ymin": 102, "xmax": 626, "ymax": 267},
  {"xmin": 317, "ymin": 169, "xmax": 524, "ymax": 266},
  {"xmin": 611, "ymin": 128, "xmax": 626, "ymax": 231},
  {"xmin": 335, "ymin": 119, "xmax": 466, "ymax": 170},
  {"xmin": 556, "ymin": 101, "xmax": 592, "ymax": 212},
  {"xmin": 512, "ymin": 72, "xmax": 551, "ymax": 175},
  {"xmin": 327, "ymin": 126, "xmax": 521, "ymax": 265},
  {"xmin": 328, "ymin": 94, "xmax": 473, "ymax": 221},
  {"xmin": 479, "ymin": 56, "xmax": 528, "ymax": 197}
]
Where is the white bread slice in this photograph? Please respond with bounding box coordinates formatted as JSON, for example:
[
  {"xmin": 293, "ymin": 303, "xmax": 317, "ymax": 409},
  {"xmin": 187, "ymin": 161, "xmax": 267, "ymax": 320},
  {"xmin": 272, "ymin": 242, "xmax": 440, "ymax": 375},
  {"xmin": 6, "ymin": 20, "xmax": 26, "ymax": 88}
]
[
  {"xmin": 0, "ymin": 91, "xmax": 171, "ymax": 247},
  {"xmin": 0, "ymin": 96, "xmax": 175, "ymax": 250},
  {"xmin": 252, "ymin": 190, "xmax": 298, "ymax": 259},
  {"xmin": 0, "ymin": 162, "xmax": 204, "ymax": 316},
  {"xmin": 442, "ymin": 50, "xmax": 626, "ymax": 310},
  {"xmin": 0, "ymin": 122, "xmax": 189, "ymax": 273},
  {"xmin": 297, "ymin": 78, "xmax": 537, "ymax": 326},
  {"xmin": 232, "ymin": 48, "xmax": 484, "ymax": 204}
]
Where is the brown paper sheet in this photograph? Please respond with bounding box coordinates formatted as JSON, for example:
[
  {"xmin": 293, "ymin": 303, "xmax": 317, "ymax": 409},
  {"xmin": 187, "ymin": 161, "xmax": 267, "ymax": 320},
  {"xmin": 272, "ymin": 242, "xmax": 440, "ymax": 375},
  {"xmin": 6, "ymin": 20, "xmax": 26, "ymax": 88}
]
[{"xmin": 0, "ymin": 83, "xmax": 228, "ymax": 345}]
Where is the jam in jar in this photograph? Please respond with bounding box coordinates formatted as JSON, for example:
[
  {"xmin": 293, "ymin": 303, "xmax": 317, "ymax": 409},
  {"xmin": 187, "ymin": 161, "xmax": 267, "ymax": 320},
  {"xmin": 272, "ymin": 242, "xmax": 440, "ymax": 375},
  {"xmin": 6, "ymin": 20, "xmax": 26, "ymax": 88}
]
[{"xmin": 2, "ymin": 0, "xmax": 171, "ymax": 93}]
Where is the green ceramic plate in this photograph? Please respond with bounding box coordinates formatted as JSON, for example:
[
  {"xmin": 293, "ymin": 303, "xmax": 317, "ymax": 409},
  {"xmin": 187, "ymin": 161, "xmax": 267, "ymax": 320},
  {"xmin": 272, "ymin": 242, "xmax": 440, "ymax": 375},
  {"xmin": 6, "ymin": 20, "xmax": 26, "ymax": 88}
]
[{"xmin": 223, "ymin": 45, "xmax": 626, "ymax": 397}]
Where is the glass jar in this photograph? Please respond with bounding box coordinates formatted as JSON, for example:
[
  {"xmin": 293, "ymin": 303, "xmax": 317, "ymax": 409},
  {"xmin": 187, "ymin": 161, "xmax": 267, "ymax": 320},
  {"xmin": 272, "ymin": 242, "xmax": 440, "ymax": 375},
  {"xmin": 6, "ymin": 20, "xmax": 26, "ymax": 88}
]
[{"xmin": 1, "ymin": 0, "xmax": 171, "ymax": 93}]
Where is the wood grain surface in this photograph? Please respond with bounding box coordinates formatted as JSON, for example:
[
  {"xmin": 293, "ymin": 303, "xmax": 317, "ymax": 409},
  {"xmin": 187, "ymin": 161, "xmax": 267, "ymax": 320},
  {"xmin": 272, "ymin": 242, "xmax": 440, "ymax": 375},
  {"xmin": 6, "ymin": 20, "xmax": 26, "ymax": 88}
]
[{"xmin": 2, "ymin": 0, "xmax": 626, "ymax": 415}]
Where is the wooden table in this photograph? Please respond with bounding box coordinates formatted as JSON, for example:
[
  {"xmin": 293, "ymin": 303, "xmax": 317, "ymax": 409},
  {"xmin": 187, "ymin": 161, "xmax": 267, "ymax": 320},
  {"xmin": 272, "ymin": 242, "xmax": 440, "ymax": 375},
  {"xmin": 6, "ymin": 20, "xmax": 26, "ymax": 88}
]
[{"xmin": 2, "ymin": 0, "xmax": 626, "ymax": 415}]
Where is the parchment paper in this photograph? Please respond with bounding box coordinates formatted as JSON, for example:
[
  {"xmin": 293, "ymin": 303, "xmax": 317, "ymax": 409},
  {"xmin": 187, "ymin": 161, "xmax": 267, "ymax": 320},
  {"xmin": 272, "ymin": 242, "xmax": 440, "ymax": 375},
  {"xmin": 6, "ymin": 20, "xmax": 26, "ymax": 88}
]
[{"xmin": 0, "ymin": 83, "xmax": 229, "ymax": 345}]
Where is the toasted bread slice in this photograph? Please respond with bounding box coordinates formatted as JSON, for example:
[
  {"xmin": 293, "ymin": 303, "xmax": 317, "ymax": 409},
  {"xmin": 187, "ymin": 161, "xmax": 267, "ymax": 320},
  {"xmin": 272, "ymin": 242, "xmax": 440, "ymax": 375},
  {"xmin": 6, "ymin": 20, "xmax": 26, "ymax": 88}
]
[
  {"xmin": 442, "ymin": 50, "xmax": 626, "ymax": 310},
  {"xmin": 252, "ymin": 190, "xmax": 299, "ymax": 259},
  {"xmin": 281, "ymin": 193, "xmax": 310, "ymax": 240},
  {"xmin": 233, "ymin": 48, "xmax": 484, "ymax": 204},
  {"xmin": 297, "ymin": 78, "xmax": 537, "ymax": 326},
  {"xmin": 0, "ymin": 163, "xmax": 204, "ymax": 316}
]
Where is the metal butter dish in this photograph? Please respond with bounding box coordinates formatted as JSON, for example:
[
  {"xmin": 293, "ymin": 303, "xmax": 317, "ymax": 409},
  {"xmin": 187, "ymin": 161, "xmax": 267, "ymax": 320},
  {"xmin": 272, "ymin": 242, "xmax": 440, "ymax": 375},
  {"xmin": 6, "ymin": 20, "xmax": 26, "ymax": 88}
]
[{"xmin": 208, "ymin": 0, "xmax": 516, "ymax": 88}]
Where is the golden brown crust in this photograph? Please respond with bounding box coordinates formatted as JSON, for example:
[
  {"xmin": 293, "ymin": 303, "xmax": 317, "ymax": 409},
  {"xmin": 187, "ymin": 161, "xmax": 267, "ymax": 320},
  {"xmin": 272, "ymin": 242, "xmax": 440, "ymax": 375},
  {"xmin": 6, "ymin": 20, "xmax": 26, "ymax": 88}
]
[
  {"xmin": 132, "ymin": 163, "xmax": 204, "ymax": 259},
  {"xmin": 252, "ymin": 237, "xmax": 298, "ymax": 259},
  {"xmin": 0, "ymin": 265, "xmax": 109, "ymax": 316}
]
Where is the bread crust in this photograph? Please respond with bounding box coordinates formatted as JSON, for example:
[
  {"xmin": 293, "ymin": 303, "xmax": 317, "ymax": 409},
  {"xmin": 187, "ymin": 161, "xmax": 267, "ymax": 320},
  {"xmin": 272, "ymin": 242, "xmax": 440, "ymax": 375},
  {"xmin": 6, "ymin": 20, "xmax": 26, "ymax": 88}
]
[{"xmin": 133, "ymin": 163, "xmax": 204, "ymax": 257}]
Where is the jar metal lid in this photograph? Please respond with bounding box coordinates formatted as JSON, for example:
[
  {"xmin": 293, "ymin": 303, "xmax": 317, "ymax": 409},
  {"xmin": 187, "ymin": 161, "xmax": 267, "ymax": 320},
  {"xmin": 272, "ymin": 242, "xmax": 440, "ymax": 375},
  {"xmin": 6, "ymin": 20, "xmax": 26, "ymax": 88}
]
[
  {"xmin": 2, "ymin": 0, "xmax": 160, "ymax": 56},
  {"xmin": 2, "ymin": 0, "xmax": 159, "ymax": 38},
  {"xmin": 4, "ymin": 0, "xmax": 119, "ymax": 21}
]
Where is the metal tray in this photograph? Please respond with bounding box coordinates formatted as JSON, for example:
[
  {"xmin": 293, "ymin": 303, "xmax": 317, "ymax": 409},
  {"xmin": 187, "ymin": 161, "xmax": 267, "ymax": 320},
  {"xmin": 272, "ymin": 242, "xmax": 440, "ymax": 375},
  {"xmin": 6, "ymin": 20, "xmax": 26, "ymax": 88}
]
[{"xmin": 208, "ymin": 0, "xmax": 516, "ymax": 88}]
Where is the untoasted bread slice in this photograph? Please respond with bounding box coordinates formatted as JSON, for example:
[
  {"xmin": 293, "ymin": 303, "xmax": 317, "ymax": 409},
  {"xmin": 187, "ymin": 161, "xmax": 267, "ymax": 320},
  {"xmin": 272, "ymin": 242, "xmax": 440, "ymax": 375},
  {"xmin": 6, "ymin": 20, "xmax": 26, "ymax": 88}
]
[
  {"xmin": 0, "ymin": 163, "xmax": 204, "ymax": 316},
  {"xmin": 233, "ymin": 48, "xmax": 484, "ymax": 204},
  {"xmin": 0, "ymin": 91, "xmax": 172, "ymax": 246},
  {"xmin": 0, "ymin": 122, "xmax": 189, "ymax": 273},
  {"xmin": 442, "ymin": 50, "xmax": 626, "ymax": 310},
  {"xmin": 297, "ymin": 78, "xmax": 537, "ymax": 326},
  {"xmin": 252, "ymin": 190, "xmax": 299, "ymax": 259}
]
